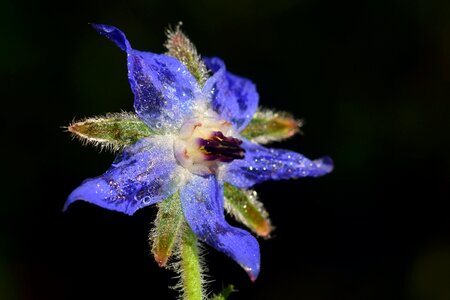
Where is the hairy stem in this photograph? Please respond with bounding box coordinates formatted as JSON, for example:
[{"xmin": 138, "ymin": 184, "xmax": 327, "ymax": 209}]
[{"xmin": 180, "ymin": 225, "xmax": 203, "ymax": 300}]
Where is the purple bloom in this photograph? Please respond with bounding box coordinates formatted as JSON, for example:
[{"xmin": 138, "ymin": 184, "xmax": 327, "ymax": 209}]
[{"xmin": 65, "ymin": 24, "xmax": 333, "ymax": 281}]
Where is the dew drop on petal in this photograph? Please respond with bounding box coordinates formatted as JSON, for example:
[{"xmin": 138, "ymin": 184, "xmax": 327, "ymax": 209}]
[{"xmin": 142, "ymin": 196, "xmax": 152, "ymax": 205}]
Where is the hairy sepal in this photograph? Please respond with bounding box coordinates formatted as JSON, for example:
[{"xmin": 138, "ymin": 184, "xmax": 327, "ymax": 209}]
[
  {"xmin": 224, "ymin": 183, "xmax": 273, "ymax": 237},
  {"xmin": 150, "ymin": 192, "xmax": 184, "ymax": 267},
  {"xmin": 67, "ymin": 112, "xmax": 153, "ymax": 152},
  {"xmin": 165, "ymin": 23, "xmax": 209, "ymax": 86},
  {"xmin": 240, "ymin": 109, "xmax": 301, "ymax": 144}
]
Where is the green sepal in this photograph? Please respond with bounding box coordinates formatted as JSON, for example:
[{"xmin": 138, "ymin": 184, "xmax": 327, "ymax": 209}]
[
  {"xmin": 224, "ymin": 183, "xmax": 273, "ymax": 237},
  {"xmin": 150, "ymin": 192, "xmax": 184, "ymax": 267},
  {"xmin": 68, "ymin": 112, "xmax": 153, "ymax": 152},
  {"xmin": 179, "ymin": 225, "xmax": 204, "ymax": 300},
  {"xmin": 165, "ymin": 23, "xmax": 209, "ymax": 86},
  {"xmin": 211, "ymin": 285, "xmax": 235, "ymax": 300},
  {"xmin": 240, "ymin": 110, "xmax": 301, "ymax": 144}
]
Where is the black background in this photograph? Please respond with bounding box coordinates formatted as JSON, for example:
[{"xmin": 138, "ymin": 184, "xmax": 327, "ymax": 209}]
[{"xmin": 2, "ymin": 0, "xmax": 450, "ymax": 299}]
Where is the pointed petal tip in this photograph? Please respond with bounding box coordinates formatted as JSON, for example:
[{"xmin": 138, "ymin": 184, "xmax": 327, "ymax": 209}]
[
  {"xmin": 245, "ymin": 266, "xmax": 260, "ymax": 282},
  {"xmin": 242, "ymin": 253, "xmax": 260, "ymax": 281},
  {"xmin": 65, "ymin": 185, "xmax": 137, "ymax": 216},
  {"xmin": 90, "ymin": 23, "xmax": 129, "ymax": 51},
  {"xmin": 62, "ymin": 201, "xmax": 70, "ymax": 213},
  {"xmin": 90, "ymin": 23, "xmax": 116, "ymax": 34},
  {"xmin": 314, "ymin": 156, "xmax": 334, "ymax": 174},
  {"xmin": 62, "ymin": 194, "xmax": 77, "ymax": 212}
]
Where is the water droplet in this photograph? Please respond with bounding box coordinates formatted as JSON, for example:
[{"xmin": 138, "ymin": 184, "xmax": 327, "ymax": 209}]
[{"xmin": 142, "ymin": 196, "xmax": 152, "ymax": 205}]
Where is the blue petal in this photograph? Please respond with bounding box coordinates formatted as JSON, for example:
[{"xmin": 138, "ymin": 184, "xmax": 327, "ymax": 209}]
[
  {"xmin": 180, "ymin": 175, "xmax": 260, "ymax": 280},
  {"xmin": 90, "ymin": 23, "xmax": 130, "ymax": 51},
  {"xmin": 91, "ymin": 24, "xmax": 201, "ymax": 133},
  {"xmin": 202, "ymin": 57, "xmax": 259, "ymax": 132},
  {"xmin": 65, "ymin": 137, "xmax": 184, "ymax": 215},
  {"xmin": 224, "ymin": 139, "xmax": 334, "ymax": 188}
]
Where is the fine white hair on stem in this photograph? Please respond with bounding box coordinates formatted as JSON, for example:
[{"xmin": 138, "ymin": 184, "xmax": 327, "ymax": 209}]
[{"xmin": 169, "ymin": 225, "xmax": 211, "ymax": 300}]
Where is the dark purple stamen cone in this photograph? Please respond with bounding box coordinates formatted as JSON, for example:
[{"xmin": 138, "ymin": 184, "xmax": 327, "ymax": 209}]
[{"xmin": 198, "ymin": 131, "xmax": 245, "ymax": 162}]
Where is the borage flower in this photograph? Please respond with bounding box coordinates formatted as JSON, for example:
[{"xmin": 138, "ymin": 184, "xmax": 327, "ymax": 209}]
[{"xmin": 65, "ymin": 24, "xmax": 333, "ymax": 298}]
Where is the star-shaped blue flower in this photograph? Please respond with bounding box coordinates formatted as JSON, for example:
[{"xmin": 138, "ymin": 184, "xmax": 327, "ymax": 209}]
[{"xmin": 65, "ymin": 24, "xmax": 333, "ymax": 281}]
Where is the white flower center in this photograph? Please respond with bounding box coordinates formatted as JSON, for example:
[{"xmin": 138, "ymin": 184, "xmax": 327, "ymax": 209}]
[{"xmin": 174, "ymin": 113, "xmax": 245, "ymax": 176}]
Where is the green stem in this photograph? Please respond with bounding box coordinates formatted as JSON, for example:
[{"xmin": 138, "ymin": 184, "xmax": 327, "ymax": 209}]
[
  {"xmin": 211, "ymin": 285, "xmax": 235, "ymax": 300},
  {"xmin": 180, "ymin": 225, "xmax": 203, "ymax": 300}
]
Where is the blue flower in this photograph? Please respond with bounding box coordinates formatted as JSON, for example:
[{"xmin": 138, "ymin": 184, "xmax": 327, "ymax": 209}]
[{"xmin": 65, "ymin": 24, "xmax": 333, "ymax": 281}]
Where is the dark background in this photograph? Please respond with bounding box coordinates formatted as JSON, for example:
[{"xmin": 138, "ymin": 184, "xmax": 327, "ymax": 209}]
[{"xmin": 2, "ymin": 0, "xmax": 450, "ymax": 299}]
